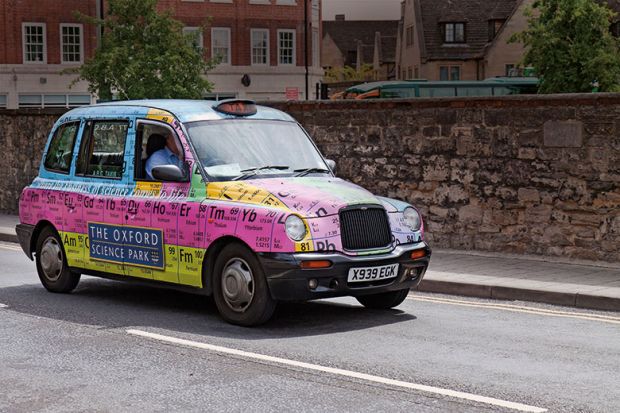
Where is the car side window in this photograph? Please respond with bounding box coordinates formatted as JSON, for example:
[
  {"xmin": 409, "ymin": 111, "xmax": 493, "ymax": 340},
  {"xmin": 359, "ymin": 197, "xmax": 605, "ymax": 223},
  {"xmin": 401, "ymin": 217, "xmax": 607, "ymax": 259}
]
[
  {"xmin": 134, "ymin": 120, "xmax": 185, "ymax": 181},
  {"xmin": 76, "ymin": 120, "xmax": 129, "ymax": 179},
  {"xmin": 43, "ymin": 122, "xmax": 80, "ymax": 174}
]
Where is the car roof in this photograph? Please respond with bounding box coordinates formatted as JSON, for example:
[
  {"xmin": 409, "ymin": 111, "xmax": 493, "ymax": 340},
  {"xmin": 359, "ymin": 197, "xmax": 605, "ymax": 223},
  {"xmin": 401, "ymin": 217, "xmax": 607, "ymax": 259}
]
[{"xmin": 57, "ymin": 99, "xmax": 296, "ymax": 124}]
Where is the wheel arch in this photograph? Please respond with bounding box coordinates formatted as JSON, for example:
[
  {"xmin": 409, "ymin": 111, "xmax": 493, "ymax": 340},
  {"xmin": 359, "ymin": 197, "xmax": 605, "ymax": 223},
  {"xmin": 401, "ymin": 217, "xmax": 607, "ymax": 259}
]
[
  {"xmin": 201, "ymin": 235, "xmax": 257, "ymax": 296},
  {"xmin": 30, "ymin": 220, "xmax": 58, "ymax": 258}
]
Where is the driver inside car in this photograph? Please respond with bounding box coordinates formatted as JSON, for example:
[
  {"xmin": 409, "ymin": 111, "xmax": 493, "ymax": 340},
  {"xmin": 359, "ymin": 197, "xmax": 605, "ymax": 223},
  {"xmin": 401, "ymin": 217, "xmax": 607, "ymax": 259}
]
[{"xmin": 145, "ymin": 133, "xmax": 184, "ymax": 180}]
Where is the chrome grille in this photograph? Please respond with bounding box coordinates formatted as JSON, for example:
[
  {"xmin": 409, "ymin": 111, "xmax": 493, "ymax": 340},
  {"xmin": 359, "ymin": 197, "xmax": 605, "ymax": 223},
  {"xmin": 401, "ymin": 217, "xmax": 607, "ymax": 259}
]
[{"xmin": 339, "ymin": 206, "xmax": 392, "ymax": 251}]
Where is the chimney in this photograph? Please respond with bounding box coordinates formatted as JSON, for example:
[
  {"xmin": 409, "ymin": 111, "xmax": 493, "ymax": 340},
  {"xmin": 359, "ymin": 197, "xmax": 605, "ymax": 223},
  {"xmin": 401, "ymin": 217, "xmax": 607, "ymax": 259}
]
[{"xmin": 335, "ymin": 14, "xmax": 345, "ymax": 21}]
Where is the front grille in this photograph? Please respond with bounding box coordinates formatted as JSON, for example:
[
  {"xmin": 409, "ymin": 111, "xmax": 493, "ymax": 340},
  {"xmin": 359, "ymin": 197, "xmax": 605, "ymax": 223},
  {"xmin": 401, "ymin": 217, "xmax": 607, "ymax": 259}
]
[{"xmin": 339, "ymin": 206, "xmax": 392, "ymax": 251}]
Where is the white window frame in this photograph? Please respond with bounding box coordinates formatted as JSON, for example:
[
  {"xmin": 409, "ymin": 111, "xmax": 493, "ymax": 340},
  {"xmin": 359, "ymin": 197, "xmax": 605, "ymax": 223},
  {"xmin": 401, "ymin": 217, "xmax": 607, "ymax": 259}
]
[
  {"xmin": 211, "ymin": 27, "xmax": 231, "ymax": 65},
  {"xmin": 60, "ymin": 23, "xmax": 84, "ymax": 64},
  {"xmin": 183, "ymin": 27, "xmax": 204, "ymax": 50},
  {"xmin": 251, "ymin": 29, "xmax": 270, "ymax": 66},
  {"xmin": 277, "ymin": 29, "xmax": 296, "ymax": 66},
  {"xmin": 276, "ymin": 0, "xmax": 297, "ymax": 4},
  {"xmin": 22, "ymin": 23, "xmax": 47, "ymax": 64}
]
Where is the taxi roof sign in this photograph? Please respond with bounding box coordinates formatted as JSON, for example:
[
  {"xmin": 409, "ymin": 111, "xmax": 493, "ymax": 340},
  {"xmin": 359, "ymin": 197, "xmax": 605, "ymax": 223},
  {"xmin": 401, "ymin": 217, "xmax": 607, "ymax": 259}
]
[{"xmin": 214, "ymin": 99, "xmax": 258, "ymax": 117}]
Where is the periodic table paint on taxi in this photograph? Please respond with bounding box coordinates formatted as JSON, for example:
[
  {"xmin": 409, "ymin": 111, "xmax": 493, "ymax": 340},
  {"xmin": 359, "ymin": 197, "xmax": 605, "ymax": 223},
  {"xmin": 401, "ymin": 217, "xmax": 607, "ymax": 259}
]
[{"xmin": 19, "ymin": 105, "xmax": 423, "ymax": 290}]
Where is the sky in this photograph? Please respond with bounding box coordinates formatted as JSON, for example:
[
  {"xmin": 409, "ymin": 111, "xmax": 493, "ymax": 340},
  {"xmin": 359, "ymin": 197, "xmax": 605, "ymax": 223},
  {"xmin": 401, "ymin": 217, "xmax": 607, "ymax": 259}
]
[{"xmin": 322, "ymin": 0, "xmax": 402, "ymax": 21}]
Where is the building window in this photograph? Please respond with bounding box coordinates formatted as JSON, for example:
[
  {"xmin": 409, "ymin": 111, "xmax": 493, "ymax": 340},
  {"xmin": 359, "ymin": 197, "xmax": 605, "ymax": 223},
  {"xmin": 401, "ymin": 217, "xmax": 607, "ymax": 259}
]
[
  {"xmin": 439, "ymin": 66, "xmax": 460, "ymax": 80},
  {"xmin": 60, "ymin": 24, "xmax": 83, "ymax": 63},
  {"xmin": 251, "ymin": 29, "xmax": 269, "ymax": 65},
  {"xmin": 18, "ymin": 94, "xmax": 91, "ymax": 108},
  {"xmin": 183, "ymin": 27, "xmax": 204, "ymax": 50},
  {"xmin": 505, "ymin": 64, "xmax": 516, "ymax": 77},
  {"xmin": 278, "ymin": 30, "xmax": 296, "ymax": 65},
  {"xmin": 443, "ymin": 22, "xmax": 465, "ymax": 43},
  {"xmin": 204, "ymin": 92, "xmax": 237, "ymax": 101},
  {"xmin": 212, "ymin": 28, "xmax": 231, "ymax": 64},
  {"xmin": 22, "ymin": 23, "xmax": 46, "ymax": 63},
  {"xmin": 0, "ymin": 95, "xmax": 6, "ymax": 108},
  {"xmin": 406, "ymin": 25, "xmax": 414, "ymax": 47},
  {"xmin": 414, "ymin": 66, "xmax": 419, "ymax": 78}
]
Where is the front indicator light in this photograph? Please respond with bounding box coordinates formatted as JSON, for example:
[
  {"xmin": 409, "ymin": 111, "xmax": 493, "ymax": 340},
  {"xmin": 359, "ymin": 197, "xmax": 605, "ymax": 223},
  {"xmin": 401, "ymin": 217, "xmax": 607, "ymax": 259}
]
[
  {"xmin": 410, "ymin": 249, "xmax": 426, "ymax": 260},
  {"xmin": 300, "ymin": 260, "xmax": 332, "ymax": 269}
]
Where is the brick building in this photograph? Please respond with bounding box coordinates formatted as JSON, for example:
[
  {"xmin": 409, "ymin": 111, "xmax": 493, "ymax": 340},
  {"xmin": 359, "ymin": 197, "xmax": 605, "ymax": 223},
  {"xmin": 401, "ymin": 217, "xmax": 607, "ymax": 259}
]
[
  {"xmin": 0, "ymin": 0, "xmax": 323, "ymax": 109},
  {"xmin": 0, "ymin": 0, "xmax": 99, "ymax": 109}
]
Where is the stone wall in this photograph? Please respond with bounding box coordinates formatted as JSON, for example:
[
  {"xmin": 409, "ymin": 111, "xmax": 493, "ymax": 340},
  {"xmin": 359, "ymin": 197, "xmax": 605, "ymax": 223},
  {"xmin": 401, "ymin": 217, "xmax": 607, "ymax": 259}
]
[
  {"xmin": 0, "ymin": 109, "xmax": 64, "ymax": 215},
  {"xmin": 1, "ymin": 94, "xmax": 619, "ymax": 262},
  {"xmin": 269, "ymin": 95, "xmax": 620, "ymax": 263}
]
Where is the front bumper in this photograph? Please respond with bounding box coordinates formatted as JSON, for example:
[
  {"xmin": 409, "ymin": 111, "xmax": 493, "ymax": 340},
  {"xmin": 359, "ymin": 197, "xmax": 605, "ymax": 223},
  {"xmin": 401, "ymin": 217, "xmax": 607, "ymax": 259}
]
[{"xmin": 258, "ymin": 242, "xmax": 431, "ymax": 301}]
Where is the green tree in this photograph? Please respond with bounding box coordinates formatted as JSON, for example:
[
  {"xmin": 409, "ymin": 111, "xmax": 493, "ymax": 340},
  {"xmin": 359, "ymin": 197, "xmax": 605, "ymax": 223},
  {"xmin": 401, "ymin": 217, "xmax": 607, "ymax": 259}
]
[
  {"xmin": 74, "ymin": 0, "xmax": 216, "ymax": 100},
  {"xmin": 512, "ymin": 0, "xmax": 620, "ymax": 93}
]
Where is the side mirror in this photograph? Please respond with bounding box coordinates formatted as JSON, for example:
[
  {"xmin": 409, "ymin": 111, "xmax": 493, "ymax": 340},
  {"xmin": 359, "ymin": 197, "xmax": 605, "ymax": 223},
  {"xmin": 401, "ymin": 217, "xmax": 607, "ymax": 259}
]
[
  {"xmin": 151, "ymin": 164, "xmax": 188, "ymax": 182},
  {"xmin": 326, "ymin": 159, "xmax": 337, "ymax": 174}
]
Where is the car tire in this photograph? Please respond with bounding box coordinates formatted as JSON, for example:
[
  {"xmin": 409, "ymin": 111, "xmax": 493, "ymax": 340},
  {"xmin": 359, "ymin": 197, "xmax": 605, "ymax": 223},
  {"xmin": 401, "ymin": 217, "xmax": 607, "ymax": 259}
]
[
  {"xmin": 212, "ymin": 243, "xmax": 276, "ymax": 326},
  {"xmin": 35, "ymin": 226, "xmax": 81, "ymax": 293},
  {"xmin": 355, "ymin": 288, "xmax": 410, "ymax": 309}
]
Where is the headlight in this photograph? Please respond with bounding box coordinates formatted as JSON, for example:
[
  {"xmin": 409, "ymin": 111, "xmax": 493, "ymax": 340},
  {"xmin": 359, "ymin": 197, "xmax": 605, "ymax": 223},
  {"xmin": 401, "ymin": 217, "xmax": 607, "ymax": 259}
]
[
  {"xmin": 285, "ymin": 215, "xmax": 307, "ymax": 241},
  {"xmin": 403, "ymin": 207, "xmax": 421, "ymax": 231}
]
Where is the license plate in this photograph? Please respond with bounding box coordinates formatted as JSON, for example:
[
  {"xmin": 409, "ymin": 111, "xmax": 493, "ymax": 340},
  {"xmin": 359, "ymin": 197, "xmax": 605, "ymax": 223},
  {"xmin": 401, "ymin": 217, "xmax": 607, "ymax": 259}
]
[{"xmin": 347, "ymin": 263, "xmax": 399, "ymax": 283}]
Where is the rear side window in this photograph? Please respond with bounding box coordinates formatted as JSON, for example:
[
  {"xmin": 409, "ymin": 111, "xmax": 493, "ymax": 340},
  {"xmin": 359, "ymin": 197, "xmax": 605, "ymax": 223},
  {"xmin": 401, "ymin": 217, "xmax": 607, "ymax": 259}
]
[
  {"xmin": 76, "ymin": 120, "xmax": 129, "ymax": 179},
  {"xmin": 44, "ymin": 122, "xmax": 80, "ymax": 173}
]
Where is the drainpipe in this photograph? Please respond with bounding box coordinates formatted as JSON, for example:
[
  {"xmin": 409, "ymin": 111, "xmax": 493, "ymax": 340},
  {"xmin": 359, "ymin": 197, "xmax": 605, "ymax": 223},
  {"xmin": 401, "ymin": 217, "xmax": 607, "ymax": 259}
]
[
  {"xmin": 304, "ymin": 0, "xmax": 309, "ymax": 100},
  {"xmin": 96, "ymin": 0, "xmax": 104, "ymax": 46}
]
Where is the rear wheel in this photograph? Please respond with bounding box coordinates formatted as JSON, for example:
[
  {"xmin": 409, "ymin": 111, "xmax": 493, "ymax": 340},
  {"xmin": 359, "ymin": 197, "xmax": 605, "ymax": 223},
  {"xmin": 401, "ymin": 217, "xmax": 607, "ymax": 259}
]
[
  {"xmin": 212, "ymin": 243, "xmax": 276, "ymax": 326},
  {"xmin": 356, "ymin": 289, "xmax": 410, "ymax": 309},
  {"xmin": 35, "ymin": 226, "xmax": 80, "ymax": 293}
]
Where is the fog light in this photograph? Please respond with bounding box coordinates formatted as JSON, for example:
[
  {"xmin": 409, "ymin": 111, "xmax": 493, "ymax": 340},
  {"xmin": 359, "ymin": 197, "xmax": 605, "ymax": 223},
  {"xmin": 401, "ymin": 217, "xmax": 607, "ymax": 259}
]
[
  {"xmin": 308, "ymin": 278, "xmax": 319, "ymax": 290},
  {"xmin": 410, "ymin": 249, "xmax": 426, "ymax": 260}
]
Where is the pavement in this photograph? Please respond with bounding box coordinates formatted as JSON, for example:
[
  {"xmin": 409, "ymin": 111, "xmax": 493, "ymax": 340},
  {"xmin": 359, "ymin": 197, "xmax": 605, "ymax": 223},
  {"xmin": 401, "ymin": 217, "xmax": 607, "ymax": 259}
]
[{"xmin": 1, "ymin": 213, "xmax": 619, "ymax": 312}]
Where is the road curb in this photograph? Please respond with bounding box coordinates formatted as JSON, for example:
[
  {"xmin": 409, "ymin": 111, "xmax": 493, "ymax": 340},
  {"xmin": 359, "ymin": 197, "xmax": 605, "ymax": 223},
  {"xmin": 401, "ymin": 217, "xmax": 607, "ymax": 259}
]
[{"xmin": 416, "ymin": 279, "xmax": 620, "ymax": 312}]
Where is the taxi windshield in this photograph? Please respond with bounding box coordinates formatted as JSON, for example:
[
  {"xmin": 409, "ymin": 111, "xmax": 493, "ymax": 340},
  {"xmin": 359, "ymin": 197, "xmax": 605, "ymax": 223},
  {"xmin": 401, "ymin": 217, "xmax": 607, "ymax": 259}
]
[{"xmin": 186, "ymin": 120, "xmax": 329, "ymax": 181}]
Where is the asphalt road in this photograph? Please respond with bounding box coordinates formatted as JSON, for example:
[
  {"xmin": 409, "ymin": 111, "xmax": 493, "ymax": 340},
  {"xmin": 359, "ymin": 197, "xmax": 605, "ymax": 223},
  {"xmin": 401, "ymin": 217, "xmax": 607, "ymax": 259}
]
[{"xmin": 0, "ymin": 241, "xmax": 619, "ymax": 413}]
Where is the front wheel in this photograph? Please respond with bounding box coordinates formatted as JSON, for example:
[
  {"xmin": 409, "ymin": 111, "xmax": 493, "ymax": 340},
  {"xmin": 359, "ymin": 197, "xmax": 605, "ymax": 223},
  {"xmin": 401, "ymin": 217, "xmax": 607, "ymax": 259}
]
[
  {"xmin": 35, "ymin": 226, "xmax": 81, "ymax": 293},
  {"xmin": 356, "ymin": 289, "xmax": 410, "ymax": 309},
  {"xmin": 212, "ymin": 243, "xmax": 276, "ymax": 326}
]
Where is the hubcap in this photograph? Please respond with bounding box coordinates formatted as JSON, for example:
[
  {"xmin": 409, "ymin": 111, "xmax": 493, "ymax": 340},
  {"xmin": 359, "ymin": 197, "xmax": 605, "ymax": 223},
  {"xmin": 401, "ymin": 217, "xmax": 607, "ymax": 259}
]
[
  {"xmin": 40, "ymin": 236, "xmax": 63, "ymax": 281},
  {"xmin": 221, "ymin": 258, "xmax": 255, "ymax": 313}
]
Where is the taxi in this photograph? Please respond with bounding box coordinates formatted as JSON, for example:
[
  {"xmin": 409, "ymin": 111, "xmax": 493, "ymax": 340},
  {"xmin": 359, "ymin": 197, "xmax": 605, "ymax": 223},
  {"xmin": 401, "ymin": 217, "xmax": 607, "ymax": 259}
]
[{"xmin": 16, "ymin": 99, "xmax": 431, "ymax": 326}]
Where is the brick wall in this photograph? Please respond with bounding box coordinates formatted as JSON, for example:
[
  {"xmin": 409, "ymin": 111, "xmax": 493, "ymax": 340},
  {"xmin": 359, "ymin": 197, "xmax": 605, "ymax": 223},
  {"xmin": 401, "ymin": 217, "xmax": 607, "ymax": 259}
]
[
  {"xmin": 0, "ymin": 0, "xmax": 98, "ymax": 64},
  {"xmin": 1, "ymin": 94, "xmax": 619, "ymax": 262}
]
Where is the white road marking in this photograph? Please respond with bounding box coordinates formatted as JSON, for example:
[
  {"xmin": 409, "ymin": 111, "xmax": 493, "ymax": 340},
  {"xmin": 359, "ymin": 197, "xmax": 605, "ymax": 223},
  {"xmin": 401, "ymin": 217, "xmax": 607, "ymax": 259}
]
[
  {"xmin": 127, "ymin": 329, "xmax": 547, "ymax": 413},
  {"xmin": 408, "ymin": 295, "xmax": 620, "ymax": 325},
  {"xmin": 0, "ymin": 242, "xmax": 22, "ymax": 252},
  {"xmin": 0, "ymin": 303, "xmax": 8, "ymax": 308}
]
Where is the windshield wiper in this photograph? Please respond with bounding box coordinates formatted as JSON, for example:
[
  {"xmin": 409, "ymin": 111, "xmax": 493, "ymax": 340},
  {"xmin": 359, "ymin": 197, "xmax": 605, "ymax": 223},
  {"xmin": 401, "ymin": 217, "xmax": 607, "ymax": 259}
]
[
  {"xmin": 232, "ymin": 165, "xmax": 290, "ymax": 181},
  {"xmin": 293, "ymin": 167, "xmax": 332, "ymax": 177}
]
